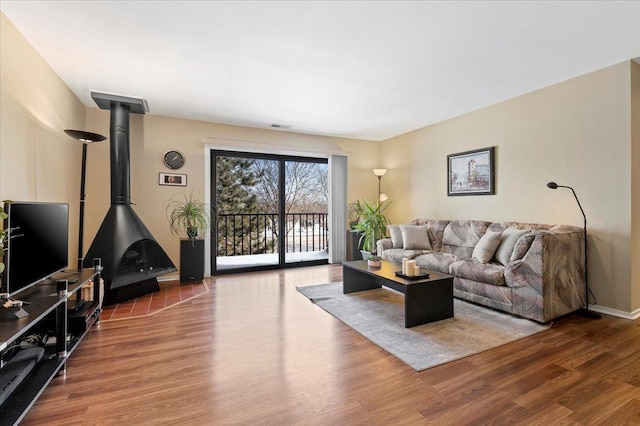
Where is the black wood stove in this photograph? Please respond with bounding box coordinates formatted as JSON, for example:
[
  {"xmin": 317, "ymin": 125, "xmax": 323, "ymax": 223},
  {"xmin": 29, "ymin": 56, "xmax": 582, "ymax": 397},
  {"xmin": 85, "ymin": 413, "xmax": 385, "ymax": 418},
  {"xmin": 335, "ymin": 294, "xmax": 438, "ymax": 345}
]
[{"xmin": 84, "ymin": 92, "xmax": 176, "ymax": 304}]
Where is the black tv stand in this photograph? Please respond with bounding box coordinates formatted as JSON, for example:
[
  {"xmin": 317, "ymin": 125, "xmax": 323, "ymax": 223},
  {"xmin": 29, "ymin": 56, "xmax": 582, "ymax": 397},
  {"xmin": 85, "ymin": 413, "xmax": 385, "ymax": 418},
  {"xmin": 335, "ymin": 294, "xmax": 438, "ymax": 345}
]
[
  {"xmin": 0, "ymin": 266, "xmax": 102, "ymax": 425},
  {"xmin": 0, "ymin": 297, "xmax": 31, "ymax": 319}
]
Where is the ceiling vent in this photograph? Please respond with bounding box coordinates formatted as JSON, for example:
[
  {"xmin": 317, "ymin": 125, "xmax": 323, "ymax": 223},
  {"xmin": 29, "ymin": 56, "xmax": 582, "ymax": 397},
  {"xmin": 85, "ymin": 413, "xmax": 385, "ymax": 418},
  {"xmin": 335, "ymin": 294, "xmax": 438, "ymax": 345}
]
[{"xmin": 270, "ymin": 123, "xmax": 292, "ymax": 129}]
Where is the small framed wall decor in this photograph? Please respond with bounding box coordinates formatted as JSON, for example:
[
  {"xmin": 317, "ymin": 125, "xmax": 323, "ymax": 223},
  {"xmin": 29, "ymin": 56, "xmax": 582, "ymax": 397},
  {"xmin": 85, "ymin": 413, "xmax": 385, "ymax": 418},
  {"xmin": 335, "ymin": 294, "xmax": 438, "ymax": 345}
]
[
  {"xmin": 447, "ymin": 146, "xmax": 495, "ymax": 196},
  {"xmin": 159, "ymin": 172, "xmax": 187, "ymax": 186}
]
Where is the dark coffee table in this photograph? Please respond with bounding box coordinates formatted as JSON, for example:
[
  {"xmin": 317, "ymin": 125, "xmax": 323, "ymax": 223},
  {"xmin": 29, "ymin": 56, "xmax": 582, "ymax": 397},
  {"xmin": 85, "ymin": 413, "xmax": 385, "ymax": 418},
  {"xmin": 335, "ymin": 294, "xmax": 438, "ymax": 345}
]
[{"xmin": 342, "ymin": 259, "xmax": 454, "ymax": 327}]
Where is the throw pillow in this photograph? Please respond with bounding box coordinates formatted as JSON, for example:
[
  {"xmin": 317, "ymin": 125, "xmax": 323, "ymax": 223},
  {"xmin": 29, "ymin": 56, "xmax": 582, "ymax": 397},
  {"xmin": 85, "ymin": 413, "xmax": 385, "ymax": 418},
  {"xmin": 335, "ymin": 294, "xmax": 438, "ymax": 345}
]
[
  {"xmin": 388, "ymin": 225, "xmax": 403, "ymax": 248},
  {"xmin": 494, "ymin": 228, "xmax": 529, "ymax": 266},
  {"xmin": 400, "ymin": 225, "xmax": 432, "ymax": 250},
  {"xmin": 472, "ymin": 231, "xmax": 502, "ymax": 264},
  {"xmin": 510, "ymin": 234, "xmax": 534, "ymax": 262}
]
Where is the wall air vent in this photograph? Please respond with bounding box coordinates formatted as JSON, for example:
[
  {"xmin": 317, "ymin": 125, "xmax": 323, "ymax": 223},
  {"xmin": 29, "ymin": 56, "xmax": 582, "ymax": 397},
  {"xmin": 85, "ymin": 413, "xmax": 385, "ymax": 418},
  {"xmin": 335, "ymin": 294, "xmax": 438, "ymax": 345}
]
[{"xmin": 270, "ymin": 123, "xmax": 292, "ymax": 129}]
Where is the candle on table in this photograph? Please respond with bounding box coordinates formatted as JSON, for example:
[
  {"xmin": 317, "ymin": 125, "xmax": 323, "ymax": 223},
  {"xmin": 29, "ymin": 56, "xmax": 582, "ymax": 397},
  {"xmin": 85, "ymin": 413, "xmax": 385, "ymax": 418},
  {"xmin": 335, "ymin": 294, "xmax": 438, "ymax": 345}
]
[
  {"xmin": 406, "ymin": 260, "xmax": 416, "ymax": 276},
  {"xmin": 413, "ymin": 264, "xmax": 421, "ymax": 276}
]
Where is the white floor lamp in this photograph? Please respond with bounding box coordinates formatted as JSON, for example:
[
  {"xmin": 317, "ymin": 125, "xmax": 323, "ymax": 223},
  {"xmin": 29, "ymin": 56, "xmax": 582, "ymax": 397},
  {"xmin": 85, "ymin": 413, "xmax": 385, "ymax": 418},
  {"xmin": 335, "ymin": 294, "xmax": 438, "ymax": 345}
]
[{"xmin": 373, "ymin": 168, "xmax": 388, "ymax": 203}]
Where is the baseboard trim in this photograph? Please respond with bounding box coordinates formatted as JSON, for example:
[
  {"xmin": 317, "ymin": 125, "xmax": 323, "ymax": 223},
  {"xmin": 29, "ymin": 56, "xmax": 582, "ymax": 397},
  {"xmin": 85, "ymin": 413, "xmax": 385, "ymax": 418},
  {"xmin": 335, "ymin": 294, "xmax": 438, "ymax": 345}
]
[{"xmin": 589, "ymin": 304, "xmax": 640, "ymax": 320}]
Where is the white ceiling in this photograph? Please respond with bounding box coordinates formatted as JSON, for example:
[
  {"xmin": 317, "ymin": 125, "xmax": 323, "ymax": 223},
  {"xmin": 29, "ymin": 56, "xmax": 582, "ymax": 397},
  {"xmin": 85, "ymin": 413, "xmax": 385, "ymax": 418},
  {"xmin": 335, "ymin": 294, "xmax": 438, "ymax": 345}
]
[{"xmin": 2, "ymin": 1, "xmax": 640, "ymax": 141}]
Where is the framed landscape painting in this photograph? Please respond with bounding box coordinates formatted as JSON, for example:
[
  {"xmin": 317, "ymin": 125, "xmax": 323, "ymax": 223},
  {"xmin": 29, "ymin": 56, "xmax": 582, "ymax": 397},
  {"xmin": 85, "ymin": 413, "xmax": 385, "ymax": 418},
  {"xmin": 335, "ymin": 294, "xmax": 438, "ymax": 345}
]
[{"xmin": 447, "ymin": 147, "xmax": 495, "ymax": 196}]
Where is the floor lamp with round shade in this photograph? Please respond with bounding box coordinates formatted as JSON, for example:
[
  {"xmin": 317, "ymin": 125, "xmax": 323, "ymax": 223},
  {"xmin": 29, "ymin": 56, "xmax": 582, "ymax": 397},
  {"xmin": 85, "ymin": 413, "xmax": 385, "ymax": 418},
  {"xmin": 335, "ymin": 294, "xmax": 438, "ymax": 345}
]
[
  {"xmin": 373, "ymin": 168, "xmax": 388, "ymax": 202},
  {"xmin": 65, "ymin": 130, "xmax": 106, "ymax": 271}
]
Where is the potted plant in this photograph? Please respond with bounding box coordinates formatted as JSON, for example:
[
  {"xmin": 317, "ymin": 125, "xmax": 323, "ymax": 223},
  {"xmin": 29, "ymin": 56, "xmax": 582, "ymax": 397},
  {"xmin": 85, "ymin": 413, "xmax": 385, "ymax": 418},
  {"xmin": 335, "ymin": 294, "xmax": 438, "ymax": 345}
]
[
  {"xmin": 367, "ymin": 255, "xmax": 382, "ymax": 268},
  {"xmin": 166, "ymin": 191, "xmax": 211, "ymax": 283},
  {"xmin": 353, "ymin": 199, "xmax": 390, "ymax": 258},
  {"xmin": 166, "ymin": 190, "xmax": 211, "ymax": 240}
]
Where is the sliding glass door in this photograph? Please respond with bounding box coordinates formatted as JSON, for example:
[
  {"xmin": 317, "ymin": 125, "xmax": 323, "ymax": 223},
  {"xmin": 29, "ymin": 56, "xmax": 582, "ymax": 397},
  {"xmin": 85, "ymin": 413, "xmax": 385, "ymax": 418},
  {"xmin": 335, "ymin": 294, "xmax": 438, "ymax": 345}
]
[
  {"xmin": 282, "ymin": 159, "xmax": 329, "ymax": 264},
  {"xmin": 211, "ymin": 150, "xmax": 328, "ymax": 274}
]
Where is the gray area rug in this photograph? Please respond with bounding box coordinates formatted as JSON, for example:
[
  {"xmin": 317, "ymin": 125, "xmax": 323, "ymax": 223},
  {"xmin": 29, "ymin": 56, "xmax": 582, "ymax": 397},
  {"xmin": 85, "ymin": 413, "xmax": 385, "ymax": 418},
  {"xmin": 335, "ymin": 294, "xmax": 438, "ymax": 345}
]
[{"xmin": 297, "ymin": 282, "xmax": 551, "ymax": 371}]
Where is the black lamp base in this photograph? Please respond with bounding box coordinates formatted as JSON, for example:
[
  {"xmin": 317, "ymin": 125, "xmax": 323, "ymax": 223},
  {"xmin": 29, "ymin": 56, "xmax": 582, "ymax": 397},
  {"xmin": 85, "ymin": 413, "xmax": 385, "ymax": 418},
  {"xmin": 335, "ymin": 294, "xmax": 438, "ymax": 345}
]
[{"xmin": 578, "ymin": 308, "xmax": 602, "ymax": 319}]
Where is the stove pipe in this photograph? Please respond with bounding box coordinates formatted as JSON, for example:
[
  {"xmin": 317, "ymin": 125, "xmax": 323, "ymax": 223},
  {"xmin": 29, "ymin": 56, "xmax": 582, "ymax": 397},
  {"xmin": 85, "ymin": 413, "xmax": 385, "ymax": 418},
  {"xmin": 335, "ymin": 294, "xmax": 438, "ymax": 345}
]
[{"xmin": 110, "ymin": 102, "xmax": 132, "ymax": 205}]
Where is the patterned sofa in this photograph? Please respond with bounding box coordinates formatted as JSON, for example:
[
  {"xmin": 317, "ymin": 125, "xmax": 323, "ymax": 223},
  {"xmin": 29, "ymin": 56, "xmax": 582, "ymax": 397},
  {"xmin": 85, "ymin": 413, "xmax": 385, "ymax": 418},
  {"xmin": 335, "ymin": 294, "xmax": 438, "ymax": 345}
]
[{"xmin": 376, "ymin": 219, "xmax": 586, "ymax": 323}]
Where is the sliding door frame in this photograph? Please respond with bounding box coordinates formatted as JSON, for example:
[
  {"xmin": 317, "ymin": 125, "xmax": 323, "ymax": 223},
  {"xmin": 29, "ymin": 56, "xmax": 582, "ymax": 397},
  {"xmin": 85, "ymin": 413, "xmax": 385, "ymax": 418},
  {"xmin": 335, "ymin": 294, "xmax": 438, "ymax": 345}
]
[{"xmin": 210, "ymin": 149, "xmax": 329, "ymax": 275}]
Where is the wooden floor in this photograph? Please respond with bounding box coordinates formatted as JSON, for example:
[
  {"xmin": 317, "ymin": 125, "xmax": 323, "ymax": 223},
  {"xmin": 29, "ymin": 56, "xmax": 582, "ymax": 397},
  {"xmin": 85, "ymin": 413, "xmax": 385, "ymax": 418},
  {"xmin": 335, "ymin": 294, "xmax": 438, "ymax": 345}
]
[{"xmin": 22, "ymin": 265, "xmax": 640, "ymax": 425}]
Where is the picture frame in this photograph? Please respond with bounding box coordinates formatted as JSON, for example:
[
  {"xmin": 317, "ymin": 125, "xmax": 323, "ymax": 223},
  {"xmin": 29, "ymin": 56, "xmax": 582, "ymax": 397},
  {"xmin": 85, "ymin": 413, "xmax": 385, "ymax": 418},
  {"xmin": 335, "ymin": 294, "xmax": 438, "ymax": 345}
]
[
  {"xmin": 159, "ymin": 172, "xmax": 187, "ymax": 187},
  {"xmin": 447, "ymin": 147, "xmax": 495, "ymax": 196}
]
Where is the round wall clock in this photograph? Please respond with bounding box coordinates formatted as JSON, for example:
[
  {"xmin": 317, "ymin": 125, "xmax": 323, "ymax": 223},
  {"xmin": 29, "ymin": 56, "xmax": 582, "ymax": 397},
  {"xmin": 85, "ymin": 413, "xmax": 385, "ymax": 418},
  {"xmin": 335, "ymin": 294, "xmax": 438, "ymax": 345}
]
[{"xmin": 163, "ymin": 150, "xmax": 185, "ymax": 169}]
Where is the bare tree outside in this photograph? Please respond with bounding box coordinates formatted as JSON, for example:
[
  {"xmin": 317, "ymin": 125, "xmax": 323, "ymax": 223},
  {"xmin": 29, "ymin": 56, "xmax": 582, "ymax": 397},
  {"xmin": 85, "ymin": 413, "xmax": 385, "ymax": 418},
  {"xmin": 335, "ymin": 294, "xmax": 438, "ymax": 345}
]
[
  {"xmin": 249, "ymin": 160, "xmax": 328, "ymax": 254},
  {"xmin": 215, "ymin": 154, "xmax": 328, "ymax": 262},
  {"xmin": 250, "ymin": 160, "xmax": 328, "ymax": 215}
]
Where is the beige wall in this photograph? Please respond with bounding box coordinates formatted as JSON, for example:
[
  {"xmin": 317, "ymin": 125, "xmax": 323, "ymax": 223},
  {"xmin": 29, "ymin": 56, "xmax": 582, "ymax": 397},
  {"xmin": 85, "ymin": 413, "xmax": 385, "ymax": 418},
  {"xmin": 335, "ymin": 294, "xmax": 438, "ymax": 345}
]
[
  {"xmin": 381, "ymin": 61, "xmax": 638, "ymax": 314},
  {"xmin": 2, "ymin": 11, "xmax": 378, "ymax": 280},
  {"xmin": 83, "ymin": 111, "xmax": 378, "ymax": 277},
  {"xmin": 0, "ymin": 13, "xmax": 86, "ymax": 268},
  {"xmin": 631, "ymin": 61, "xmax": 640, "ymax": 312},
  {"xmin": 2, "ymin": 10, "xmax": 637, "ymax": 315}
]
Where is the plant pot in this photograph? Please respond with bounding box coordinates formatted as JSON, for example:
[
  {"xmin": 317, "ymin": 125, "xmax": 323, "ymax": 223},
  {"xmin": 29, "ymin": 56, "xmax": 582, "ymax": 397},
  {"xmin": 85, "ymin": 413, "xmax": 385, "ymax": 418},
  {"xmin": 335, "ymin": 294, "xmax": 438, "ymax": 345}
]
[
  {"xmin": 360, "ymin": 250, "xmax": 372, "ymax": 260},
  {"xmin": 368, "ymin": 259, "xmax": 381, "ymax": 268},
  {"xmin": 186, "ymin": 227, "xmax": 199, "ymax": 239},
  {"xmin": 180, "ymin": 239, "xmax": 204, "ymax": 283}
]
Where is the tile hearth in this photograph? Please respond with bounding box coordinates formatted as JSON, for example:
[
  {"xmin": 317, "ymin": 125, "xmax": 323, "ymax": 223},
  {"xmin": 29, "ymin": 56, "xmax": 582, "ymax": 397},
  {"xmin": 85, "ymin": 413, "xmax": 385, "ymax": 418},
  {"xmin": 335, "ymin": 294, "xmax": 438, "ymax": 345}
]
[{"xmin": 100, "ymin": 280, "xmax": 209, "ymax": 321}]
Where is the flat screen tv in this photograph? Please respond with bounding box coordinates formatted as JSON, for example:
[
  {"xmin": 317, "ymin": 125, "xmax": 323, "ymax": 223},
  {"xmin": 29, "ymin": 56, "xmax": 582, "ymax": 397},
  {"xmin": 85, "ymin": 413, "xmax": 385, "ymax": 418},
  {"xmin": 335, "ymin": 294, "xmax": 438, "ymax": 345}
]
[{"xmin": 1, "ymin": 201, "xmax": 69, "ymax": 299}]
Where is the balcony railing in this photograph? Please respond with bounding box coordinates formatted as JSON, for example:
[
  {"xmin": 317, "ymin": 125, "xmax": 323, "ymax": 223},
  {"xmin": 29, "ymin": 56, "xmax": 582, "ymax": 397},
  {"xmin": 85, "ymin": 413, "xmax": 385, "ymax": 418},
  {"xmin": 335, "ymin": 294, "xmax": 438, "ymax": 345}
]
[{"xmin": 216, "ymin": 213, "xmax": 328, "ymax": 257}]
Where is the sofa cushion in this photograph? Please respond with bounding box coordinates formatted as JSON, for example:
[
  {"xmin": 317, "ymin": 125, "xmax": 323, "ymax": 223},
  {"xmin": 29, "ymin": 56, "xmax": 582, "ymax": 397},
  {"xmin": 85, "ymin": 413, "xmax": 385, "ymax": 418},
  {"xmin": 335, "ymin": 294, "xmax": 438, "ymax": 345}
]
[
  {"xmin": 494, "ymin": 228, "xmax": 529, "ymax": 266},
  {"xmin": 450, "ymin": 259, "xmax": 506, "ymax": 286},
  {"xmin": 472, "ymin": 231, "xmax": 502, "ymax": 263},
  {"xmin": 454, "ymin": 277, "xmax": 513, "ymax": 307},
  {"xmin": 381, "ymin": 248, "xmax": 431, "ymax": 263},
  {"xmin": 400, "ymin": 225, "xmax": 432, "ymax": 250},
  {"xmin": 414, "ymin": 252, "xmax": 457, "ymax": 274},
  {"xmin": 510, "ymin": 233, "xmax": 535, "ymax": 262},
  {"xmin": 441, "ymin": 220, "xmax": 492, "ymax": 259},
  {"xmin": 387, "ymin": 225, "xmax": 404, "ymax": 248},
  {"xmin": 410, "ymin": 219, "xmax": 451, "ymax": 252}
]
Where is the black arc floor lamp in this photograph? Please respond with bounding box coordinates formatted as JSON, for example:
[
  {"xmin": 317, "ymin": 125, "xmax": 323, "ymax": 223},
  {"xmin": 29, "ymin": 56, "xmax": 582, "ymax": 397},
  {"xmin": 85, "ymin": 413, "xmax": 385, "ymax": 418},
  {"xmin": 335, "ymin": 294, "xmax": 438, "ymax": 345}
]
[
  {"xmin": 65, "ymin": 129, "xmax": 107, "ymax": 271},
  {"xmin": 546, "ymin": 182, "xmax": 601, "ymax": 319}
]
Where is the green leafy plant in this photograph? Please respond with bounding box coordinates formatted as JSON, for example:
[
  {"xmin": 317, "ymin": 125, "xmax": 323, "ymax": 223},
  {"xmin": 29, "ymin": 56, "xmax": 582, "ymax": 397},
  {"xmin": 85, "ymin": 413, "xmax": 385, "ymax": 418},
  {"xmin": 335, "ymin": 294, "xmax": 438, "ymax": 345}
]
[
  {"xmin": 353, "ymin": 199, "xmax": 390, "ymax": 253},
  {"xmin": 368, "ymin": 255, "xmax": 382, "ymax": 262},
  {"xmin": 165, "ymin": 191, "xmax": 211, "ymax": 240}
]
